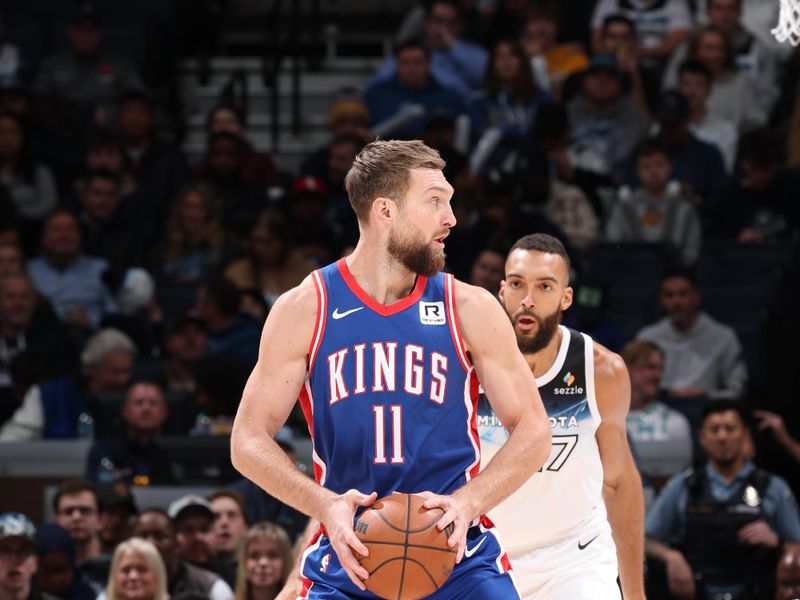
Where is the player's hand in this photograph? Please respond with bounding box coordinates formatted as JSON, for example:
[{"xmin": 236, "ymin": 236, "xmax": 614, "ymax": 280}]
[
  {"xmin": 419, "ymin": 491, "xmax": 471, "ymax": 564},
  {"xmin": 738, "ymin": 519, "xmax": 780, "ymax": 548},
  {"xmin": 664, "ymin": 549, "xmax": 696, "ymax": 599},
  {"xmin": 319, "ymin": 489, "xmax": 377, "ymax": 590}
]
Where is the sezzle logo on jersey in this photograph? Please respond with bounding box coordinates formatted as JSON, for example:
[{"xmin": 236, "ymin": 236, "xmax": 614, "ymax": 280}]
[{"xmin": 553, "ymin": 371, "xmax": 584, "ymax": 395}]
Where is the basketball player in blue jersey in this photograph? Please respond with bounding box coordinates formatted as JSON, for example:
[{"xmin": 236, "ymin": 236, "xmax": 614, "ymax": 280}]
[
  {"xmin": 477, "ymin": 234, "xmax": 646, "ymax": 600},
  {"xmin": 230, "ymin": 140, "xmax": 552, "ymax": 599}
]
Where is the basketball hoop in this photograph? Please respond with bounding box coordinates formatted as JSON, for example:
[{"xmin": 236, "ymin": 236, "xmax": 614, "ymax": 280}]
[{"xmin": 773, "ymin": 0, "xmax": 800, "ymax": 46}]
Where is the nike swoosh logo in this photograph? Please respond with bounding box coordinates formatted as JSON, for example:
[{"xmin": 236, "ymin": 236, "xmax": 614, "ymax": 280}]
[
  {"xmin": 463, "ymin": 537, "xmax": 486, "ymax": 558},
  {"xmin": 578, "ymin": 534, "xmax": 599, "ymax": 550},
  {"xmin": 332, "ymin": 307, "xmax": 364, "ymax": 320}
]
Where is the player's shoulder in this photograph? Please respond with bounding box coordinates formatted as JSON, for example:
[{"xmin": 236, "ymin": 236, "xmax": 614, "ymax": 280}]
[
  {"xmin": 451, "ymin": 277, "xmax": 500, "ymax": 314},
  {"xmin": 267, "ymin": 274, "xmax": 319, "ymax": 321},
  {"xmin": 591, "ymin": 339, "xmax": 628, "ymax": 383}
]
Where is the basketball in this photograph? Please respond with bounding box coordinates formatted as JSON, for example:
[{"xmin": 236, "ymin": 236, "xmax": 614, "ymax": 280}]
[{"xmin": 353, "ymin": 493, "xmax": 457, "ymax": 600}]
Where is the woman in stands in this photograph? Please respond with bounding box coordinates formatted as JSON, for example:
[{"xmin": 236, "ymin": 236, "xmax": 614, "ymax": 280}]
[
  {"xmin": 104, "ymin": 538, "xmax": 169, "ymax": 600},
  {"xmin": 234, "ymin": 523, "xmax": 293, "ymax": 600}
]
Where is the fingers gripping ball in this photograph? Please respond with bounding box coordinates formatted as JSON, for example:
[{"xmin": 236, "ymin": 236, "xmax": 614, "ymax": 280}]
[{"xmin": 354, "ymin": 493, "xmax": 456, "ymax": 600}]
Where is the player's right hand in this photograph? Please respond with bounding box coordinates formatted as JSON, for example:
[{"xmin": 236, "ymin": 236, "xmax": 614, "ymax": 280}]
[
  {"xmin": 665, "ymin": 550, "xmax": 696, "ymax": 599},
  {"xmin": 320, "ymin": 489, "xmax": 377, "ymax": 591}
]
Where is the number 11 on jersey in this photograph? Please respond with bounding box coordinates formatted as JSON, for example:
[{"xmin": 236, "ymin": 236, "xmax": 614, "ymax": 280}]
[{"xmin": 373, "ymin": 404, "xmax": 404, "ymax": 464}]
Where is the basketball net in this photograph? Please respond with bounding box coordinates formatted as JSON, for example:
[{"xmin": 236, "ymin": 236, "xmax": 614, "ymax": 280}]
[{"xmin": 773, "ymin": 0, "xmax": 800, "ymax": 46}]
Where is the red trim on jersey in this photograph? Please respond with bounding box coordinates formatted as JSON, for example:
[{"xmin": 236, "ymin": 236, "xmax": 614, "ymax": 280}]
[
  {"xmin": 308, "ymin": 270, "xmax": 327, "ymax": 371},
  {"xmin": 468, "ymin": 368, "xmax": 481, "ymax": 479},
  {"xmin": 444, "ymin": 274, "xmax": 471, "ymax": 372},
  {"xmin": 298, "ymin": 383, "xmax": 325, "ymax": 484},
  {"xmin": 336, "ymin": 257, "xmax": 427, "ymax": 316},
  {"xmin": 298, "ymin": 576, "xmax": 313, "ymax": 598}
]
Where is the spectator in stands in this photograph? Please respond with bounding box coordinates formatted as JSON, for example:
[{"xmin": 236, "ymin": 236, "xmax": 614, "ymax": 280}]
[
  {"xmin": 116, "ymin": 90, "xmax": 187, "ymax": 241},
  {"xmin": 567, "ymin": 53, "xmax": 650, "ymax": 177},
  {"xmin": 105, "ymin": 538, "xmax": 168, "ymax": 600},
  {"xmin": 590, "ymin": 0, "xmax": 692, "ymax": 82},
  {"xmin": 684, "ymin": 25, "xmax": 765, "ymax": 132},
  {"xmin": 0, "ymin": 111, "xmax": 57, "ymax": 243},
  {"xmin": 372, "ymin": 0, "xmax": 488, "ymax": 96},
  {"xmin": 239, "ymin": 290, "xmax": 269, "ymax": 325},
  {"xmin": 0, "ymin": 273, "xmax": 76, "ymax": 425},
  {"xmin": 637, "ymin": 267, "xmax": 748, "ymax": 399},
  {"xmin": 152, "ymin": 182, "xmax": 234, "ymax": 289},
  {"xmin": 469, "ymin": 38, "xmax": 550, "ymax": 146},
  {"xmin": 168, "ymin": 496, "xmax": 218, "ymax": 573},
  {"xmin": 595, "ymin": 15, "xmax": 648, "ymax": 110},
  {"xmin": 31, "ymin": 2, "xmax": 144, "ymax": 129},
  {"xmin": 518, "ymin": 4, "xmax": 588, "ymax": 100},
  {"xmin": 621, "ymin": 340, "xmax": 692, "ymax": 507},
  {"xmin": 364, "ymin": 39, "xmax": 466, "ymax": 141},
  {"xmin": 0, "ymin": 512, "xmax": 38, "ymax": 600},
  {"xmin": 778, "ymin": 543, "xmax": 800, "ymax": 600},
  {"xmin": 468, "ymin": 248, "xmax": 505, "ymax": 295},
  {"xmin": 162, "ymin": 313, "xmax": 206, "ymax": 394},
  {"xmin": 233, "ymin": 523, "xmax": 292, "ymax": 600},
  {"xmin": 77, "ymin": 169, "xmax": 144, "ymax": 292},
  {"xmin": 195, "ymin": 103, "xmax": 280, "ymax": 190},
  {"xmin": 189, "ymin": 352, "xmax": 250, "ymax": 436},
  {"xmin": 677, "ymin": 60, "xmax": 738, "ymax": 173},
  {"xmin": 85, "ymin": 379, "xmax": 176, "ymax": 486},
  {"xmin": 635, "ymin": 90, "xmax": 727, "ymax": 212},
  {"xmin": 133, "ymin": 509, "xmax": 233, "ymax": 600},
  {"xmin": 81, "ymin": 129, "xmax": 137, "ymax": 199},
  {"xmin": 0, "ymin": 327, "xmax": 135, "ymax": 441},
  {"xmin": 607, "ymin": 139, "xmax": 702, "ymax": 265},
  {"xmin": 197, "ymin": 132, "xmax": 265, "ymax": 240},
  {"xmin": 0, "ymin": 243, "xmax": 23, "ymax": 279},
  {"xmin": 34, "ymin": 523, "xmax": 96, "ymax": 600},
  {"xmin": 712, "ymin": 127, "xmax": 800, "ymax": 242},
  {"xmin": 285, "ymin": 176, "xmax": 341, "ymax": 267},
  {"xmin": 209, "ymin": 491, "xmax": 248, "ymax": 588},
  {"xmin": 53, "ymin": 480, "xmax": 107, "ymax": 588},
  {"xmin": 645, "ymin": 401, "xmax": 800, "ymax": 599},
  {"xmin": 224, "ymin": 210, "xmax": 314, "ymax": 310},
  {"xmin": 664, "ymin": 0, "xmax": 781, "ymax": 118},
  {"xmin": 754, "ymin": 410, "xmax": 800, "ymax": 465},
  {"xmin": 28, "ymin": 210, "xmax": 118, "ymax": 333},
  {"xmin": 96, "ymin": 483, "xmax": 137, "ymax": 556}
]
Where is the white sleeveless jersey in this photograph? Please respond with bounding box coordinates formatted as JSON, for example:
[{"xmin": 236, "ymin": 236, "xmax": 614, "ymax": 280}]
[{"xmin": 477, "ymin": 326, "xmax": 607, "ymax": 552}]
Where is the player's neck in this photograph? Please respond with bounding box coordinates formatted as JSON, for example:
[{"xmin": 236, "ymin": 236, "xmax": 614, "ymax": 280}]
[
  {"xmin": 524, "ymin": 327, "xmax": 563, "ymax": 379},
  {"xmin": 346, "ymin": 245, "xmax": 420, "ymax": 305}
]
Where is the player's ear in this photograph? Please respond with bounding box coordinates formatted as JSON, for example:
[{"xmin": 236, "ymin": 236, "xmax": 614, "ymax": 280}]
[
  {"xmin": 372, "ymin": 196, "xmax": 395, "ymax": 224},
  {"xmin": 498, "ymin": 279, "xmax": 506, "ymax": 300},
  {"xmin": 561, "ymin": 286, "xmax": 573, "ymax": 311}
]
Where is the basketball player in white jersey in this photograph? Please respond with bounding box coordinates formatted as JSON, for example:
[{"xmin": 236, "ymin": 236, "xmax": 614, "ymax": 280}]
[{"xmin": 477, "ymin": 233, "xmax": 645, "ymax": 599}]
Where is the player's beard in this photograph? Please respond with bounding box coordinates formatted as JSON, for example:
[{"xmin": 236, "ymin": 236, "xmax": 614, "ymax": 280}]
[
  {"xmin": 510, "ymin": 307, "xmax": 562, "ymax": 354},
  {"xmin": 387, "ymin": 224, "xmax": 445, "ymax": 277}
]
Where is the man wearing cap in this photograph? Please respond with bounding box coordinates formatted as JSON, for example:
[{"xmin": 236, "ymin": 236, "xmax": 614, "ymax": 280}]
[
  {"xmin": 133, "ymin": 509, "xmax": 233, "ymax": 600},
  {"xmin": 96, "ymin": 482, "xmax": 137, "ymax": 555},
  {"xmin": 85, "ymin": 378, "xmax": 176, "ymax": 485},
  {"xmin": 31, "ymin": 1, "xmax": 144, "ymax": 126},
  {"xmin": 567, "ymin": 53, "xmax": 650, "ymax": 177},
  {"xmin": 169, "ymin": 495, "xmax": 218, "ymax": 573},
  {"xmin": 0, "ymin": 513, "xmax": 38, "ymax": 600}
]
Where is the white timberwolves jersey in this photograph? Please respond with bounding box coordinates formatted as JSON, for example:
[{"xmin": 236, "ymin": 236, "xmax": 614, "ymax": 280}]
[{"xmin": 478, "ymin": 326, "xmax": 606, "ymax": 552}]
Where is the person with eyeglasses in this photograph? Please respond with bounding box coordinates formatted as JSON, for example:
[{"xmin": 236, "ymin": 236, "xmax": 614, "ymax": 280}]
[
  {"xmin": 53, "ymin": 479, "xmax": 108, "ymax": 591},
  {"xmin": 0, "ymin": 512, "xmax": 38, "ymax": 600}
]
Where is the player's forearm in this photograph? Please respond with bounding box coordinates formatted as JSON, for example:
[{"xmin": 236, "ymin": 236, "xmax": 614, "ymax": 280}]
[
  {"xmin": 604, "ymin": 466, "xmax": 646, "ymax": 599},
  {"xmin": 455, "ymin": 411, "xmax": 550, "ymax": 519},
  {"xmin": 230, "ymin": 427, "xmax": 335, "ymax": 520}
]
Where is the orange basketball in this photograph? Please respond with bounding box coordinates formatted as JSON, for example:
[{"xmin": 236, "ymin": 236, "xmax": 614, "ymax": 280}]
[{"xmin": 353, "ymin": 493, "xmax": 456, "ymax": 600}]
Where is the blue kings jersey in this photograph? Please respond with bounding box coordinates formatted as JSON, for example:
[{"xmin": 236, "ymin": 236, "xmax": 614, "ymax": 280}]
[
  {"xmin": 299, "ymin": 258, "xmax": 481, "ymax": 498},
  {"xmin": 478, "ymin": 326, "xmax": 608, "ymax": 553}
]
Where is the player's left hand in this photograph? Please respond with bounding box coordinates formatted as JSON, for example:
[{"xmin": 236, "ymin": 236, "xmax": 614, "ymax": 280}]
[
  {"xmin": 738, "ymin": 519, "xmax": 780, "ymax": 547},
  {"xmin": 419, "ymin": 491, "xmax": 472, "ymax": 564}
]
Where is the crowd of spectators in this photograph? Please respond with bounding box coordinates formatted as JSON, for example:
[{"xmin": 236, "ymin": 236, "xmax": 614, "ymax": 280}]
[{"xmin": 0, "ymin": 0, "xmax": 799, "ymax": 598}]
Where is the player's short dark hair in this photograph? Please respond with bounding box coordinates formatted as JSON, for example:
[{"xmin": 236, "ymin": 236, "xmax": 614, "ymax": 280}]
[
  {"xmin": 394, "ymin": 37, "xmax": 430, "ymax": 58},
  {"xmin": 602, "ymin": 13, "xmax": 636, "ymax": 35},
  {"xmin": 678, "ymin": 59, "xmax": 713, "ymax": 84},
  {"xmin": 509, "ymin": 234, "xmax": 571, "ymax": 274},
  {"xmin": 53, "ymin": 479, "xmax": 98, "ymax": 513},
  {"xmin": 701, "ymin": 399, "xmax": 748, "ymax": 427},
  {"xmin": 634, "ymin": 138, "xmax": 671, "ymax": 162},
  {"xmin": 661, "ymin": 265, "xmax": 697, "ymax": 287}
]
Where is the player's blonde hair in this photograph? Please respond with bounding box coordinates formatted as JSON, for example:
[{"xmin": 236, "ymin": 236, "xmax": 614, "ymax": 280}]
[{"xmin": 344, "ymin": 139, "xmax": 445, "ymax": 223}]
